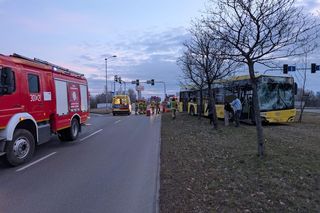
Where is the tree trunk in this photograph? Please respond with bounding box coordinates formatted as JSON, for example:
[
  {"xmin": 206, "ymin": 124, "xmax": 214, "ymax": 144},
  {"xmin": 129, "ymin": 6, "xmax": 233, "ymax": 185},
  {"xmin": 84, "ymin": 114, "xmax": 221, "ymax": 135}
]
[
  {"xmin": 248, "ymin": 62, "xmax": 264, "ymax": 157},
  {"xmin": 298, "ymin": 98, "xmax": 305, "ymax": 123},
  {"xmin": 208, "ymin": 85, "xmax": 218, "ymax": 129}
]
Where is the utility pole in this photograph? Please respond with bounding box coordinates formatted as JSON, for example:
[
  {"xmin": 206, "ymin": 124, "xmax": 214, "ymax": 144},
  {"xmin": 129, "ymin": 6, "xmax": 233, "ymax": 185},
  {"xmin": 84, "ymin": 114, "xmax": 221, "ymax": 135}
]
[{"xmin": 105, "ymin": 55, "xmax": 117, "ymax": 110}]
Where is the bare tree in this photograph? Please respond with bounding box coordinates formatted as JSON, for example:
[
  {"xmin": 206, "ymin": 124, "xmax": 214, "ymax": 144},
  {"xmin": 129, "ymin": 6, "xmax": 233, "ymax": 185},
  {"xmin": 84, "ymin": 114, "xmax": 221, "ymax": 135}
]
[
  {"xmin": 297, "ymin": 45, "xmax": 317, "ymax": 122},
  {"xmin": 184, "ymin": 23, "xmax": 237, "ymax": 128},
  {"xmin": 205, "ymin": 0, "xmax": 319, "ymax": 157},
  {"xmin": 178, "ymin": 47, "xmax": 206, "ymax": 118},
  {"xmin": 90, "ymin": 95, "xmax": 97, "ymax": 109},
  {"xmin": 127, "ymin": 88, "xmax": 137, "ymax": 102}
]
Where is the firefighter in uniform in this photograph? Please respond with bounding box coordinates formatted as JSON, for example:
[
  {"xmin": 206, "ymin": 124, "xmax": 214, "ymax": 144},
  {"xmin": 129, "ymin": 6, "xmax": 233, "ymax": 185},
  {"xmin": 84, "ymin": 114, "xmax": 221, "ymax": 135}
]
[
  {"xmin": 150, "ymin": 100, "xmax": 155, "ymax": 115},
  {"xmin": 170, "ymin": 98, "xmax": 178, "ymax": 119}
]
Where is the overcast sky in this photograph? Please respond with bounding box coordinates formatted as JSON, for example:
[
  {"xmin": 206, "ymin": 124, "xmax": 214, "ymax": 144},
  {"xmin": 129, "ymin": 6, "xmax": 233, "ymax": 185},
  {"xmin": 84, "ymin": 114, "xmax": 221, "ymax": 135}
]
[{"xmin": 1, "ymin": 0, "xmax": 319, "ymax": 98}]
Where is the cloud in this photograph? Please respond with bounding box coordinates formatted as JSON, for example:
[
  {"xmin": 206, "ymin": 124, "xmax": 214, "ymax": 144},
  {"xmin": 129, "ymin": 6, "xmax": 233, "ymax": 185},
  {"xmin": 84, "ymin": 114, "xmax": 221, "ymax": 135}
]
[
  {"xmin": 74, "ymin": 27, "xmax": 188, "ymax": 67},
  {"xmin": 296, "ymin": 0, "xmax": 320, "ymax": 14},
  {"xmin": 66, "ymin": 27, "xmax": 189, "ymax": 97},
  {"xmin": 72, "ymin": 25, "xmax": 320, "ymax": 96},
  {"xmin": 0, "ymin": 0, "xmax": 7, "ymax": 14},
  {"xmin": 5, "ymin": 7, "xmax": 97, "ymax": 36}
]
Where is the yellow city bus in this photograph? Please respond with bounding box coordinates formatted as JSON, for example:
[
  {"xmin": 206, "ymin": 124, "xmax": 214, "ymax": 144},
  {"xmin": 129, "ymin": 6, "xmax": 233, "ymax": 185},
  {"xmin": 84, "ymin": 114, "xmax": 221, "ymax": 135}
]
[
  {"xmin": 112, "ymin": 95, "xmax": 132, "ymax": 116},
  {"xmin": 180, "ymin": 75, "xmax": 297, "ymax": 124}
]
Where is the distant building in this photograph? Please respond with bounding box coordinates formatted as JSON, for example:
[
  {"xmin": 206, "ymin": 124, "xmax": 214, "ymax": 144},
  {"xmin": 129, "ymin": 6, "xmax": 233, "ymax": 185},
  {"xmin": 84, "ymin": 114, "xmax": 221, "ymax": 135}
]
[{"xmin": 97, "ymin": 103, "xmax": 112, "ymax": 109}]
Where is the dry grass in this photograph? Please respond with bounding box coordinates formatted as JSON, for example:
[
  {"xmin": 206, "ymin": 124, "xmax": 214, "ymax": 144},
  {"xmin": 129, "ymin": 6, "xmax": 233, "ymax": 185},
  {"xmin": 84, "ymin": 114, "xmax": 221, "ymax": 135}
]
[{"xmin": 160, "ymin": 112, "xmax": 320, "ymax": 212}]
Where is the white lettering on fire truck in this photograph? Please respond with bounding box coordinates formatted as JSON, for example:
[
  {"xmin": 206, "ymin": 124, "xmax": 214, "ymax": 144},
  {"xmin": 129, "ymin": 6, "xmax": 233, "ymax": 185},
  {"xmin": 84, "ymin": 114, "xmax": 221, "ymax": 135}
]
[{"xmin": 30, "ymin": 94, "xmax": 41, "ymax": 102}]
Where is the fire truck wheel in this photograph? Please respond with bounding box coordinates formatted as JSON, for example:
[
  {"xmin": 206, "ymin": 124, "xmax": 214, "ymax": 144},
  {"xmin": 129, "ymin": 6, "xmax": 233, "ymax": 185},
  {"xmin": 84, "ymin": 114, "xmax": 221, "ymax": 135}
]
[
  {"xmin": 58, "ymin": 130, "xmax": 67, "ymax": 142},
  {"xmin": 68, "ymin": 118, "xmax": 80, "ymax": 141},
  {"xmin": 58, "ymin": 119, "xmax": 80, "ymax": 142},
  {"xmin": 5, "ymin": 129, "xmax": 35, "ymax": 166}
]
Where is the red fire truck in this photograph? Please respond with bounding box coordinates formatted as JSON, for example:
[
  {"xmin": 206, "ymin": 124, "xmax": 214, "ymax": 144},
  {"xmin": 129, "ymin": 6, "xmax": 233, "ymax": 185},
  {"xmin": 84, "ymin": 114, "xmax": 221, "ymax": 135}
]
[{"xmin": 0, "ymin": 54, "xmax": 89, "ymax": 166}]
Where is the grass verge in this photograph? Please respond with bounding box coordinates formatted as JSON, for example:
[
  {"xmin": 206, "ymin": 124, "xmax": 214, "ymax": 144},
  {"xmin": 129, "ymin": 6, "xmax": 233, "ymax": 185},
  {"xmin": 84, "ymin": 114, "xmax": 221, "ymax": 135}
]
[{"xmin": 160, "ymin": 112, "xmax": 320, "ymax": 212}]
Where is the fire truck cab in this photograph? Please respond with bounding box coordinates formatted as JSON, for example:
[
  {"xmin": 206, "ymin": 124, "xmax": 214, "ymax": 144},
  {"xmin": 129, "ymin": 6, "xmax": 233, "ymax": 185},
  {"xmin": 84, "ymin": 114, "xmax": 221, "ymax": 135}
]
[{"xmin": 0, "ymin": 54, "xmax": 89, "ymax": 166}]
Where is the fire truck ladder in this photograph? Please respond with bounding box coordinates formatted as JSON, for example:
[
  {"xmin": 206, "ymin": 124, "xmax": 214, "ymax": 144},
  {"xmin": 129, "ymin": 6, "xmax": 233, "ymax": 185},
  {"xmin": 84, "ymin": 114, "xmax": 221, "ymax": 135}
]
[{"xmin": 11, "ymin": 53, "xmax": 84, "ymax": 77}]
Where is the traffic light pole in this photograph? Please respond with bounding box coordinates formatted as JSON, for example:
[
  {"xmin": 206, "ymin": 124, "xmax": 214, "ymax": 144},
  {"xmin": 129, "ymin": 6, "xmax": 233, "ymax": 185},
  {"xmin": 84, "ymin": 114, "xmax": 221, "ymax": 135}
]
[
  {"xmin": 263, "ymin": 67, "xmax": 318, "ymax": 74},
  {"xmin": 131, "ymin": 79, "xmax": 168, "ymax": 99},
  {"xmin": 156, "ymin": 81, "xmax": 167, "ymax": 98}
]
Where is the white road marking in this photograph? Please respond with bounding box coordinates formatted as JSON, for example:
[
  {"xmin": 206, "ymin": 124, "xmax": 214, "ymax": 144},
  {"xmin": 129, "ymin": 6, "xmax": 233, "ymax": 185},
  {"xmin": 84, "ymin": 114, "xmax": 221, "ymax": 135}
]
[
  {"xmin": 16, "ymin": 152, "xmax": 57, "ymax": 172},
  {"xmin": 91, "ymin": 114, "xmax": 105, "ymax": 117},
  {"xmin": 80, "ymin": 129, "xmax": 103, "ymax": 142},
  {"xmin": 114, "ymin": 120, "xmax": 121, "ymax": 124},
  {"xmin": 85, "ymin": 123, "xmax": 92, "ymax": 126}
]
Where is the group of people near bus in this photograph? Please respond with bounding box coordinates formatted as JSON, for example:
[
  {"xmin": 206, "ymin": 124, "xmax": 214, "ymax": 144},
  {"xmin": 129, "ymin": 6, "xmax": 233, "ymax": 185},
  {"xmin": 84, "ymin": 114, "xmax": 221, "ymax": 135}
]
[
  {"xmin": 206, "ymin": 97, "xmax": 241, "ymax": 127},
  {"xmin": 172, "ymin": 95, "xmax": 243, "ymax": 127},
  {"xmin": 206, "ymin": 96, "xmax": 242, "ymax": 127},
  {"xmin": 133, "ymin": 95, "xmax": 243, "ymax": 126},
  {"xmin": 133, "ymin": 100, "xmax": 146, "ymax": 115},
  {"xmin": 133, "ymin": 100, "xmax": 161, "ymax": 115},
  {"xmin": 150, "ymin": 100, "xmax": 161, "ymax": 115}
]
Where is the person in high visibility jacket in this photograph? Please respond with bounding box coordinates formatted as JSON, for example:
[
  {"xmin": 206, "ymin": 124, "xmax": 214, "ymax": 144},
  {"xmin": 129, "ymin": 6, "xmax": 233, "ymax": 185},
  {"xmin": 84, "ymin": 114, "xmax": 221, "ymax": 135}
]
[
  {"xmin": 150, "ymin": 100, "xmax": 155, "ymax": 115},
  {"xmin": 156, "ymin": 101, "xmax": 160, "ymax": 114},
  {"xmin": 170, "ymin": 98, "xmax": 178, "ymax": 119}
]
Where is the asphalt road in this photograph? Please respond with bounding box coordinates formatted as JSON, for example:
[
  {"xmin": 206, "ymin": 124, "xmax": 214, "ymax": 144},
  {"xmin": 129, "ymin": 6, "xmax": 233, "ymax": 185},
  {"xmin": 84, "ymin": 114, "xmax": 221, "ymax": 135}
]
[{"xmin": 0, "ymin": 113, "xmax": 161, "ymax": 213}]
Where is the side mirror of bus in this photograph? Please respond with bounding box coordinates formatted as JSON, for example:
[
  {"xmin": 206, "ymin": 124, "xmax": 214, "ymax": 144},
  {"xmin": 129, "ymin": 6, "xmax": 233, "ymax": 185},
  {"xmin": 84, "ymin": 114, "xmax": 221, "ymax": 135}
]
[
  {"xmin": 294, "ymin": 83, "xmax": 298, "ymax": 95},
  {"xmin": 0, "ymin": 67, "xmax": 14, "ymax": 95}
]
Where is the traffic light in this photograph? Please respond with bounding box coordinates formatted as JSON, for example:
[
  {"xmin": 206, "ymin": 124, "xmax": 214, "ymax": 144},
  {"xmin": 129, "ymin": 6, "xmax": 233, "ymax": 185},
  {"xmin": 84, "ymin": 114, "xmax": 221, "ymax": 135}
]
[
  {"xmin": 151, "ymin": 79, "xmax": 154, "ymax": 86},
  {"xmin": 114, "ymin": 75, "xmax": 118, "ymax": 82},
  {"xmin": 283, "ymin": 64, "xmax": 288, "ymax": 74},
  {"xmin": 119, "ymin": 77, "xmax": 122, "ymax": 84},
  {"xmin": 136, "ymin": 79, "xmax": 139, "ymax": 86},
  {"xmin": 311, "ymin": 63, "xmax": 317, "ymax": 73}
]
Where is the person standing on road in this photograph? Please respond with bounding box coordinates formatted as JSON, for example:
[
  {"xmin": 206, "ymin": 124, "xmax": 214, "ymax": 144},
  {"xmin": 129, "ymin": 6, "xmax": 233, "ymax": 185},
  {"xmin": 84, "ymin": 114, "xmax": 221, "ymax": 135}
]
[
  {"xmin": 138, "ymin": 101, "xmax": 144, "ymax": 114},
  {"xmin": 156, "ymin": 101, "xmax": 160, "ymax": 114},
  {"xmin": 150, "ymin": 100, "xmax": 155, "ymax": 115},
  {"xmin": 170, "ymin": 98, "xmax": 178, "ymax": 119},
  {"xmin": 230, "ymin": 97, "xmax": 242, "ymax": 127},
  {"xmin": 134, "ymin": 101, "xmax": 139, "ymax": 115}
]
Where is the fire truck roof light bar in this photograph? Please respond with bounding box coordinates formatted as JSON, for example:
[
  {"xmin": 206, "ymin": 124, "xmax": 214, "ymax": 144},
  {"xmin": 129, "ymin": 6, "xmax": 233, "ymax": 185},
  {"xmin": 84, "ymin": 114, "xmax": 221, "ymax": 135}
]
[{"xmin": 11, "ymin": 53, "xmax": 84, "ymax": 77}]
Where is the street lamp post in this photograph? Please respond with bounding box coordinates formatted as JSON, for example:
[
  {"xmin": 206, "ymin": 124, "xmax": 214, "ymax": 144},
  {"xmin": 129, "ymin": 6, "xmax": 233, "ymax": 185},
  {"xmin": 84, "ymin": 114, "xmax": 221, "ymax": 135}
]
[
  {"xmin": 156, "ymin": 81, "xmax": 167, "ymax": 99},
  {"xmin": 105, "ymin": 55, "xmax": 117, "ymax": 110}
]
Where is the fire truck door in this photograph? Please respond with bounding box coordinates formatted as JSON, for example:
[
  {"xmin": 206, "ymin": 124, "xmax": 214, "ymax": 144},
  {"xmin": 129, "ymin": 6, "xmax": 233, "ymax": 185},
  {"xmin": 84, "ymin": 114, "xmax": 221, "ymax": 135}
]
[
  {"xmin": 0, "ymin": 67, "xmax": 23, "ymax": 128},
  {"xmin": 26, "ymin": 72, "xmax": 46, "ymax": 122}
]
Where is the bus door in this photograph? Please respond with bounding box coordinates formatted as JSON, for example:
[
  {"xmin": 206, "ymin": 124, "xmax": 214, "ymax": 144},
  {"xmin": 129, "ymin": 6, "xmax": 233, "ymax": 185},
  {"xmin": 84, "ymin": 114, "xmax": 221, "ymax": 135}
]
[{"xmin": 240, "ymin": 86, "xmax": 253, "ymax": 120}]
